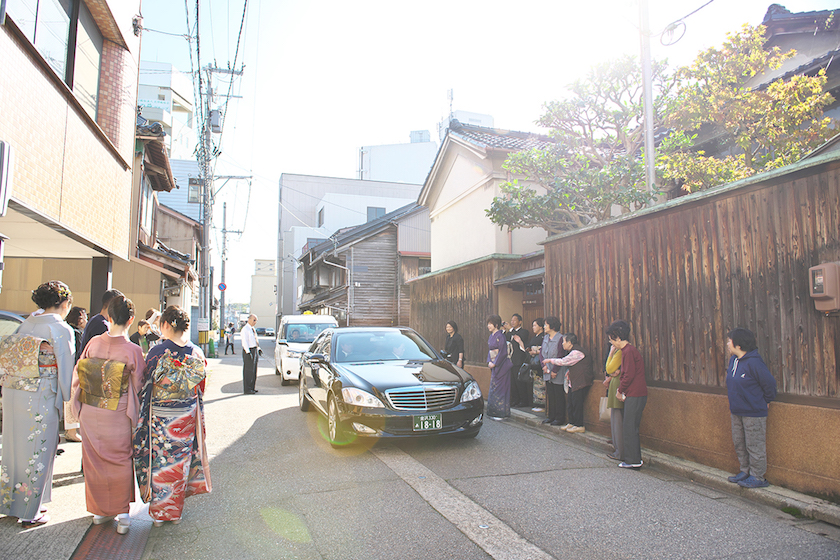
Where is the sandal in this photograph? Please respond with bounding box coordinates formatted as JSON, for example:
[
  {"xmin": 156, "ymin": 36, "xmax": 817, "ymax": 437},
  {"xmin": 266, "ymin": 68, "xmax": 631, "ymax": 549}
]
[{"xmin": 21, "ymin": 512, "xmax": 49, "ymax": 527}]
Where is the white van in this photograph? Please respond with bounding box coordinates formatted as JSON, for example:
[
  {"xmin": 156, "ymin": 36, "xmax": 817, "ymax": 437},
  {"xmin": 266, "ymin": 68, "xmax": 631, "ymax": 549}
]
[{"xmin": 274, "ymin": 314, "xmax": 339, "ymax": 385}]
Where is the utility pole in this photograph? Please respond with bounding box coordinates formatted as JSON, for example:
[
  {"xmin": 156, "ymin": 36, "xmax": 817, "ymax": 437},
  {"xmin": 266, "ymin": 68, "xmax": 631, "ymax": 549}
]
[
  {"xmin": 197, "ymin": 64, "xmax": 243, "ymax": 349},
  {"xmin": 639, "ymin": 0, "xmax": 656, "ymax": 194},
  {"xmin": 219, "ymin": 201, "xmax": 242, "ymax": 339}
]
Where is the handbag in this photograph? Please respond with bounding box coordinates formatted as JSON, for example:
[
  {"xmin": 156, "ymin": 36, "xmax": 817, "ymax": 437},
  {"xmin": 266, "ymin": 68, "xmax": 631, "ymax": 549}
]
[
  {"xmin": 517, "ymin": 363, "xmax": 532, "ymax": 383},
  {"xmin": 599, "ymin": 396, "xmax": 610, "ymax": 421}
]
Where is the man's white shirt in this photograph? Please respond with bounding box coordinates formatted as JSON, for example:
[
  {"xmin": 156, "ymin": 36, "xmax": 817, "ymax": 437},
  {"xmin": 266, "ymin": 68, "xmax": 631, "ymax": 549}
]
[{"xmin": 241, "ymin": 323, "xmax": 259, "ymax": 353}]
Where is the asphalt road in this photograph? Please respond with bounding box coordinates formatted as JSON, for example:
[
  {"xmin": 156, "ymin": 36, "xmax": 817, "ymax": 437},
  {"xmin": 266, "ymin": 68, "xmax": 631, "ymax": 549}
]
[{"xmin": 138, "ymin": 337, "xmax": 840, "ymax": 560}]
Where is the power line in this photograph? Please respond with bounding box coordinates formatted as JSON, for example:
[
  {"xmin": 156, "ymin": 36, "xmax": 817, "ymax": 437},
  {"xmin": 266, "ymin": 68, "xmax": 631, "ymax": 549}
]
[{"xmin": 659, "ymin": 0, "xmax": 716, "ymax": 46}]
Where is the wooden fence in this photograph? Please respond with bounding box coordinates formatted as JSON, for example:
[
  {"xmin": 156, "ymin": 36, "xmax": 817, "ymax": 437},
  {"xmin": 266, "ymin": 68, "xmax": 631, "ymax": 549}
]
[{"xmin": 544, "ymin": 157, "xmax": 840, "ymax": 405}]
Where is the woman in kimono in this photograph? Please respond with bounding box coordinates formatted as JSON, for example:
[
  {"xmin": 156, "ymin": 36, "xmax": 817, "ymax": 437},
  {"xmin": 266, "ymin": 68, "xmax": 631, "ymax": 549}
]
[
  {"xmin": 134, "ymin": 305, "xmax": 211, "ymax": 526},
  {"xmin": 0, "ymin": 281, "xmax": 75, "ymax": 527},
  {"xmin": 486, "ymin": 314, "xmax": 512, "ymax": 420},
  {"xmin": 72, "ymin": 295, "xmax": 145, "ymax": 534}
]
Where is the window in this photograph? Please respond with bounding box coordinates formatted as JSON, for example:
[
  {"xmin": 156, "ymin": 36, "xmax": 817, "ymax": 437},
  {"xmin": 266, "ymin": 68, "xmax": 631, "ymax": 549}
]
[
  {"xmin": 140, "ymin": 176, "xmax": 154, "ymax": 233},
  {"xmin": 419, "ymin": 258, "xmax": 431, "ymax": 276},
  {"xmin": 318, "ymin": 207, "xmax": 324, "ymax": 227},
  {"xmin": 188, "ymin": 178, "xmax": 201, "ymax": 203},
  {"xmin": 6, "ymin": 0, "xmax": 103, "ymax": 120},
  {"xmin": 367, "ymin": 206, "xmax": 385, "ymax": 222},
  {"xmin": 73, "ymin": 1, "xmax": 103, "ymax": 119}
]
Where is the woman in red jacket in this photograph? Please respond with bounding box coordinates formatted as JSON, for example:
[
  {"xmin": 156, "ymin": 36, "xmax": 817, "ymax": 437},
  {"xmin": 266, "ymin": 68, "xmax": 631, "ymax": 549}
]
[{"xmin": 606, "ymin": 320, "xmax": 647, "ymax": 469}]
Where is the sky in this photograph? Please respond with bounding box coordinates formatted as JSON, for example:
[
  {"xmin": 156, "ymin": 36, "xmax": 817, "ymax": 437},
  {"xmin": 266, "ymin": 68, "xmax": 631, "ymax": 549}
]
[{"xmin": 139, "ymin": 0, "xmax": 840, "ymax": 304}]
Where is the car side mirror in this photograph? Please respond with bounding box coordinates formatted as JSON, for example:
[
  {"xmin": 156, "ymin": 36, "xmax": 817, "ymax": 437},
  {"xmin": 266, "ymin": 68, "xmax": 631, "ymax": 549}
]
[{"xmin": 308, "ymin": 353, "xmax": 326, "ymax": 364}]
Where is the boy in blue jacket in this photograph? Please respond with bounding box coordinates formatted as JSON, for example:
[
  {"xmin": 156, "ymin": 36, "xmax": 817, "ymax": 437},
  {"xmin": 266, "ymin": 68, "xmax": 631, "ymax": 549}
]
[{"xmin": 725, "ymin": 328, "xmax": 777, "ymax": 488}]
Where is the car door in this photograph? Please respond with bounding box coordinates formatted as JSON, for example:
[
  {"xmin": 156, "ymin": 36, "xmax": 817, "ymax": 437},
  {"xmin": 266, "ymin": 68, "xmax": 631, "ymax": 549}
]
[{"xmin": 309, "ymin": 332, "xmax": 333, "ymax": 413}]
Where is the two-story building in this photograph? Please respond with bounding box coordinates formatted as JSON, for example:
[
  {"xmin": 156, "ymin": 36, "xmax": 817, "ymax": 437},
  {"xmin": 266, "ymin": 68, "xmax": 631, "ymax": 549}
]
[
  {"xmin": 410, "ymin": 120, "xmax": 552, "ymax": 388},
  {"xmin": 298, "ymin": 203, "xmax": 430, "ymax": 327}
]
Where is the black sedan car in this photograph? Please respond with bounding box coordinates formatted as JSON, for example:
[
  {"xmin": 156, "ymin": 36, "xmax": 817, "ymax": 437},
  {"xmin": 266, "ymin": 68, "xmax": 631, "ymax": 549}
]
[{"xmin": 299, "ymin": 327, "xmax": 483, "ymax": 447}]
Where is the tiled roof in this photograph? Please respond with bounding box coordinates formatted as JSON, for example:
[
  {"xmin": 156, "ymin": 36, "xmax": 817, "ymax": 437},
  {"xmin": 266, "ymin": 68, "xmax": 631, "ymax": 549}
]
[
  {"xmin": 448, "ymin": 120, "xmax": 554, "ymax": 151},
  {"xmin": 762, "ymin": 4, "xmax": 837, "ymax": 25}
]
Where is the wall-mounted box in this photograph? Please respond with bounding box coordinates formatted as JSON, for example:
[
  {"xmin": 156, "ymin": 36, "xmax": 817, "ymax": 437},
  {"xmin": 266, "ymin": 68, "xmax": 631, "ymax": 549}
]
[{"xmin": 809, "ymin": 262, "xmax": 840, "ymax": 312}]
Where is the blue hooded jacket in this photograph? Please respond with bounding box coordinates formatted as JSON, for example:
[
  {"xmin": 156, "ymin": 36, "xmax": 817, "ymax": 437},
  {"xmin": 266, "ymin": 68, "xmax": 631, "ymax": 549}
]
[{"xmin": 726, "ymin": 349, "xmax": 777, "ymax": 417}]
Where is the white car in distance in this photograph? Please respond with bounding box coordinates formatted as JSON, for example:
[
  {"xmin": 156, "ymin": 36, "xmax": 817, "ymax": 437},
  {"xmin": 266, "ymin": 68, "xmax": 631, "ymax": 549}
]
[{"xmin": 274, "ymin": 315, "xmax": 338, "ymax": 386}]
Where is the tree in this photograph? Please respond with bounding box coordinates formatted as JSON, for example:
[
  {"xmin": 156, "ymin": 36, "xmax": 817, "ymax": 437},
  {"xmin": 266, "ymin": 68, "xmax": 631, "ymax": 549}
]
[
  {"xmin": 660, "ymin": 24, "xmax": 837, "ymax": 193},
  {"xmin": 486, "ymin": 56, "xmax": 675, "ymax": 236}
]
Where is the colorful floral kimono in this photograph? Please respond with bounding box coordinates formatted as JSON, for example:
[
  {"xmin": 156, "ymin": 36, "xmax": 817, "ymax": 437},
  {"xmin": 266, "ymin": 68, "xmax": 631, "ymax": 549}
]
[
  {"xmin": 0, "ymin": 314, "xmax": 75, "ymax": 521},
  {"xmin": 133, "ymin": 340, "xmax": 211, "ymax": 522},
  {"xmin": 487, "ymin": 330, "xmax": 512, "ymax": 418}
]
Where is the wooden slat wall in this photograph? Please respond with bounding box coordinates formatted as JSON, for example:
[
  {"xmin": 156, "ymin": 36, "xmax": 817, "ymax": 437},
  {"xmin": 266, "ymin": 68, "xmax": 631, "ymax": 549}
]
[
  {"xmin": 544, "ymin": 165, "xmax": 840, "ymax": 400},
  {"xmin": 348, "ymin": 229, "xmax": 398, "ymax": 327},
  {"xmin": 410, "ymin": 260, "xmax": 497, "ymax": 364},
  {"xmin": 398, "ymin": 257, "xmax": 419, "ymax": 327}
]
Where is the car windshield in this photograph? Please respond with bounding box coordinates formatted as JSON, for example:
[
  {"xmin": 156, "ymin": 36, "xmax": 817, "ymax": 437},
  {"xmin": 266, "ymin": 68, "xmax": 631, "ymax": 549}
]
[
  {"xmin": 284, "ymin": 323, "xmax": 335, "ymax": 344},
  {"xmin": 333, "ymin": 331, "xmax": 437, "ymax": 363}
]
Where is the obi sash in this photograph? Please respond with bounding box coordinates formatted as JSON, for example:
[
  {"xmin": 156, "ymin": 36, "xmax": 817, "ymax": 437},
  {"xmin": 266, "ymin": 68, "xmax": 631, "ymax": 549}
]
[
  {"xmin": 77, "ymin": 357, "xmax": 130, "ymax": 410},
  {"xmin": 151, "ymin": 351, "xmax": 206, "ymax": 401},
  {"xmin": 0, "ymin": 334, "xmax": 53, "ymax": 392}
]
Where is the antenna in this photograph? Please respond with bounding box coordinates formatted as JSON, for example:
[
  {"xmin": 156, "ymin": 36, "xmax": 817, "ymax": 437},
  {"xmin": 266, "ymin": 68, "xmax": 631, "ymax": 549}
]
[{"xmin": 447, "ymin": 88, "xmax": 454, "ymax": 119}]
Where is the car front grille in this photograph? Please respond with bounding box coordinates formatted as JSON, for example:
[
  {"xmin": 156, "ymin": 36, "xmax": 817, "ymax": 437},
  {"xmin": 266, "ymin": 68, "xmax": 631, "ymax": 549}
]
[{"xmin": 385, "ymin": 385, "xmax": 458, "ymax": 411}]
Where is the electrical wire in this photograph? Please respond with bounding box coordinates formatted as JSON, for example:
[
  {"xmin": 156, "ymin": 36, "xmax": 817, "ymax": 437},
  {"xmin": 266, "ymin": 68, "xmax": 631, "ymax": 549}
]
[
  {"xmin": 659, "ymin": 0, "xmax": 716, "ymax": 46},
  {"xmin": 138, "ymin": 26, "xmax": 192, "ymax": 40}
]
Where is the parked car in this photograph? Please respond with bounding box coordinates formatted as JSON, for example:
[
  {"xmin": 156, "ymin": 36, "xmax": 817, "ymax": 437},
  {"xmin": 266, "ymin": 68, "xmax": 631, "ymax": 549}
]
[
  {"xmin": 299, "ymin": 326, "xmax": 483, "ymax": 447},
  {"xmin": 255, "ymin": 327, "xmax": 267, "ymax": 336},
  {"xmin": 275, "ymin": 314, "xmax": 339, "ymax": 386},
  {"xmin": 0, "ymin": 310, "xmax": 25, "ymax": 336},
  {"xmin": 265, "ymin": 327, "xmax": 275, "ymax": 337},
  {"xmin": 0, "ymin": 310, "xmax": 25, "ymax": 427}
]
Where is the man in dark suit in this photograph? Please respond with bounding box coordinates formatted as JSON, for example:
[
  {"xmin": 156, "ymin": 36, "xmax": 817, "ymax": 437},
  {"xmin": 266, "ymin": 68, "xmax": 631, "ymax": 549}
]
[
  {"xmin": 505, "ymin": 313, "xmax": 531, "ymax": 407},
  {"xmin": 241, "ymin": 314, "xmax": 262, "ymax": 394},
  {"xmin": 77, "ymin": 289, "xmax": 123, "ymax": 361}
]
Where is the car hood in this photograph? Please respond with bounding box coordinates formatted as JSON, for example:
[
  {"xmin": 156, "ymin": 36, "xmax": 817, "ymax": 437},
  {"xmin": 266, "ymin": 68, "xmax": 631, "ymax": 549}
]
[
  {"xmin": 336, "ymin": 359, "xmax": 470, "ymax": 391},
  {"xmin": 284, "ymin": 342, "xmax": 314, "ymax": 352}
]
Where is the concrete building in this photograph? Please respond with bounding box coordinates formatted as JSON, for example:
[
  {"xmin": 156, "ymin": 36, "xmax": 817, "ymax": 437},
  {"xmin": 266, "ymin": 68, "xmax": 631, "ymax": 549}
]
[
  {"xmin": 137, "ymin": 61, "xmax": 196, "ymax": 160},
  {"xmin": 0, "ymin": 0, "xmax": 143, "ymax": 313},
  {"xmin": 276, "ymin": 174, "xmax": 422, "ymax": 321},
  {"xmin": 358, "ymin": 130, "xmax": 438, "ymax": 185},
  {"xmin": 138, "ymin": 61, "xmax": 202, "ymax": 225},
  {"xmin": 250, "ymin": 259, "xmax": 276, "ymax": 329}
]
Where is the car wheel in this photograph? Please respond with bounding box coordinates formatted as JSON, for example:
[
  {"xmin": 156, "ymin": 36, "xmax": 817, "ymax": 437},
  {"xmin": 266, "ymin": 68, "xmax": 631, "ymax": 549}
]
[
  {"xmin": 280, "ymin": 371, "xmax": 290, "ymax": 386},
  {"xmin": 299, "ymin": 378, "xmax": 310, "ymax": 411},
  {"xmin": 327, "ymin": 395, "xmax": 346, "ymax": 448},
  {"xmin": 275, "ymin": 366, "xmax": 281, "ymax": 376}
]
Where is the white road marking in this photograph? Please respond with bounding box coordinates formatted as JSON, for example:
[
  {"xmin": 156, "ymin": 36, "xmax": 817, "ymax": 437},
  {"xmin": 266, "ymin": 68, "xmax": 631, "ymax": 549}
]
[{"xmin": 371, "ymin": 445, "xmax": 555, "ymax": 560}]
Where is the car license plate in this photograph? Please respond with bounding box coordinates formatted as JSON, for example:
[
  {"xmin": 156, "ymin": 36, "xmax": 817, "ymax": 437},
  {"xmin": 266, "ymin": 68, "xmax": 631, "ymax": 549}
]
[{"xmin": 413, "ymin": 413, "xmax": 442, "ymax": 431}]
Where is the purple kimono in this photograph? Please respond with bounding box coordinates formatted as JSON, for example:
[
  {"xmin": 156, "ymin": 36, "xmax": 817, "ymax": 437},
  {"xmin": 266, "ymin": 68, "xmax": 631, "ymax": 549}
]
[{"xmin": 487, "ymin": 330, "xmax": 512, "ymax": 418}]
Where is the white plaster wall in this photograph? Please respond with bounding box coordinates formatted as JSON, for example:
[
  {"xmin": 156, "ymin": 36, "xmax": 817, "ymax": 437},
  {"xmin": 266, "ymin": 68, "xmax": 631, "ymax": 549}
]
[
  {"xmin": 361, "ymin": 141, "xmax": 438, "ymax": 185},
  {"xmin": 318, "ymin": 193, "xmax": 415, "ymax": 235}
]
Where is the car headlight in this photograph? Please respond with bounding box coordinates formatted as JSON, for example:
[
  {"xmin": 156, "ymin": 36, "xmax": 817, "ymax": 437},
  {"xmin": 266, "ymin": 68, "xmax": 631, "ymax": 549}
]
[
  {"xmin": 341, "ymin": 387, "xmax": 385, "ymax": 408},
  {"xmin": 287, "ymin": 350, "xmax": 301, "ymax": 358},
  {"xmin": 460, "ymin": 381, "xmax": 482, "ymax": 403}
]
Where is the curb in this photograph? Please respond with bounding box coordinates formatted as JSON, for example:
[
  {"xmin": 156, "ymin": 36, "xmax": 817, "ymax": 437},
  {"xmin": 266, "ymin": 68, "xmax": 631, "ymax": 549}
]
[{"xmin": 507, "ymin": 408, "xmax": 840, "ymax": 527}]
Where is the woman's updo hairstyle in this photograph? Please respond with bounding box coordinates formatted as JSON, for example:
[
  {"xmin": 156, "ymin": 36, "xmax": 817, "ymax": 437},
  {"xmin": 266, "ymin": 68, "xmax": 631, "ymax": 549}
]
[
  {"xmin": 31, "ymin": 281, "xmax": 72, "ymax": 310},
  {"xmin": 107, "ymin": 295, "xmax": 135, "ymax": 326},
  {"xmin": 161, "ymin": 305, "xmax": 190, "ymax": 333}
]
